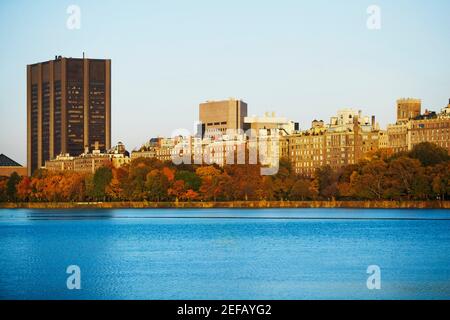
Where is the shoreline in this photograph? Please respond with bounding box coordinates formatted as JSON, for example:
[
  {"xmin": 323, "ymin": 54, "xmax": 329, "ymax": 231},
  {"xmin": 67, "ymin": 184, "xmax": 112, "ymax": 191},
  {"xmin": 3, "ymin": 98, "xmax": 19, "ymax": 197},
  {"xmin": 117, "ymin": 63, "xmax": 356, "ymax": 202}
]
[{"xmin": 1, "ymin": 201, "xmax": 449, "ymax": 209}]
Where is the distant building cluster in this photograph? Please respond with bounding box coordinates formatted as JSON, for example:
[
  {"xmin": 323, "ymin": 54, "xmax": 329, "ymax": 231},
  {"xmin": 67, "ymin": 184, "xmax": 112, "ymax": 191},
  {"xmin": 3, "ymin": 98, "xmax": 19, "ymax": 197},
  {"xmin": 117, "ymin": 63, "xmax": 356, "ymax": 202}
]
[
  {"xmin": 133, "ymin": 98, "xmax": 450, "ymax": 177},
  {"xmin": 2, "ymin": 56, "xmax": 448, "ymax": 178},
  {"xmin": 280, "ymin": 98, "xmax": 450, "ymax": 176}
]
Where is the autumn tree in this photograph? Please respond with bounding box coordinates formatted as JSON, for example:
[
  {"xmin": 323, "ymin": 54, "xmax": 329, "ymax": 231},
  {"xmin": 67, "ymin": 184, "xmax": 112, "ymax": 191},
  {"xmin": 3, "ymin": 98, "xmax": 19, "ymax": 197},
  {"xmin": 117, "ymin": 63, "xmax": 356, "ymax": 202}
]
[
  {"xmin": 196, "ymin": 166, "xmax": 223, "ymax": 201},
  {"xmin": 225, "ymin": 164, "xmax": 263, "ymax": 201},
  {"xmin": 384, "ymin": 157, "xmax": 422, "ymax": 200},
  {"xmin": 350, "ymin": 160, "xmax": 388, "ymax": 200},
  {"xmin": 168, "ymin": 180, "xmax": 186, "ymax": 201},
  {"xmin": 16, "ymin": 176, "xmax": 32, "ymax": 201},
  {"xmin": 0, "ymin": 178, "xmax": 8, "ymax": 202},
  {"xmin": 313, "ymin": 166, "xmax": 338, "ymax": 200},
  {"xmin": 289, "ymin": 179, "xmax": 314, "ymax": 201},
  {"xmin": 145, "ymin": 169, "xmax": 169, "ymax": 201},
  {"xmin": 182, "ymin": 189, "xmax": 199, "ymax": 202},
  {"xmin": 125, "ymin": 158, "xmax": 160, "ymax": 200},
  {"xmin": 429, "ymin": 162, "xmax": 450, "ymax": 200}
]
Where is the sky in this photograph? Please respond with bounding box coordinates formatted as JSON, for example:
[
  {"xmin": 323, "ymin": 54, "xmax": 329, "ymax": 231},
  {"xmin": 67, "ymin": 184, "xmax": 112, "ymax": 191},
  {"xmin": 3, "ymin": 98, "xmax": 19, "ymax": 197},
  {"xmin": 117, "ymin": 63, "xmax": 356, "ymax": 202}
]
[{"xmin": 0, "ymin": 0, "xmax": 449, "ymax": 165}]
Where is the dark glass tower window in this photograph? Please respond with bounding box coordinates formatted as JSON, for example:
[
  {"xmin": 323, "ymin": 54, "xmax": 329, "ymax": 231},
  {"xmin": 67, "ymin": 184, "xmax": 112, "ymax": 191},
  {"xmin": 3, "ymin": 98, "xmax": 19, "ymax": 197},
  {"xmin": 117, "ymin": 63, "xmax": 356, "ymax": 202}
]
[
  {"xmin": 54, "ymin": 80, "xmax": 62, "ymax": 156},
  {"xmin": 66, "ymin": 59, "xmax": 84, "ymax": 156},
  {"xmin": 42, "ymin": 82, "xmax": 50, "ymax": 164},
  {"xmin": 31, "ymin": 84, "xmax": 38, "ymax": 173},
  {"xmin": 89, "ymin": 61, "xmax": 106, "ymax": 151}
]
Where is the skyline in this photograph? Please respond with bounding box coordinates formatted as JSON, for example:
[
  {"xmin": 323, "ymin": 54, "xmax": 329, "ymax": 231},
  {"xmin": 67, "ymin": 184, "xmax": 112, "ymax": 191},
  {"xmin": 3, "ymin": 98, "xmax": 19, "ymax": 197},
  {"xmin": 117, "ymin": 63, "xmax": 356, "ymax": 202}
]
[{"xmin": 1, "ymin": 0, "xmax": 450, "ymax": 165}]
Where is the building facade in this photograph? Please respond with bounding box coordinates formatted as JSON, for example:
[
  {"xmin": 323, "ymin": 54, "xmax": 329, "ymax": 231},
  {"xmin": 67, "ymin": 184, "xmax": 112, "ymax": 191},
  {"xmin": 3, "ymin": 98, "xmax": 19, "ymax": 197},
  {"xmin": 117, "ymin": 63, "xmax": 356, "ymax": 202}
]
[
  {"xmin": 386, "ymin": 122, "xmax": 409, "ymax": 153},
  {"xmin": 27, "ymin": 56, "xmax": 111, "ymax": 175},
  {"xmin": 0, "ymin": 154, "xmax": 28, "ymax": 177},
  {"xmin": 408, "ymin": 105, "xmax": 450, "ymax": 152},
  {"xmin": 385, "ymin": 99, "xmax": 450, "ymax": 154},
  {"xmin": 132, "ymin": 137, "xmax": 180, "ymax": 162},
  {"xmin": 282, "ymin": 109, "xmax": 380, "ymax": 176},
  {"xmin": 199, "ymin": 98, "xmax": 248, "ymax": 137},
  {"xmin": 397, "ymin": 98, "xmax": 421, "ymax": 123},
  {"xmin": 45, "ymin": 142, "xmax": 129, "ymax": 174},
  {"xmin": 244, "ymin": 112, "xmax": 299, "ymax": 136}
]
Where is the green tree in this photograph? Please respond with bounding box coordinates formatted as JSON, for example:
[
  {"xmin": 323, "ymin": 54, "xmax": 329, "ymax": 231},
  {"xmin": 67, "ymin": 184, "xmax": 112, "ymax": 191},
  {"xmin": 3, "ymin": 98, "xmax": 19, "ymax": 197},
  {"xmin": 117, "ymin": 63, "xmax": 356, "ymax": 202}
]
[
  {"xmin": 92, "ymin": 167, "xmax": 113, "ymax": 201},
  {"xmin": 409, "ymin": 142, "xmax": 449, "ymax": 166},
  {"xmin": 175, "ymin": 170, "xmax": 201, "ymax": 191},
  {"xmin": 411, "ymin": 172, "xmax": 431, "ymax": 200},
  {"xmin": 145, "ymin": 169, "xmax": 169, "ymax": 201},
  {"xmin": 6, "ymin": 172, "xmax": 21, "ymax": 201},
  {"xmin": 271, "ymin": 158, "xmax": 295, "ymax": 200}
]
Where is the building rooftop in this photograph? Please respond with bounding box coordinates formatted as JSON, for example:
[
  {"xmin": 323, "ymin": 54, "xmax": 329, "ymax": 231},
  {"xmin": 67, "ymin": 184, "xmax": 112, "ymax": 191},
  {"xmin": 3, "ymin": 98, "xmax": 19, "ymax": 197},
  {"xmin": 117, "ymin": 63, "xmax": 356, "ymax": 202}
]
[{"xmin": 0, "ymin": 154, "xmax": 23, "ymax": 167}]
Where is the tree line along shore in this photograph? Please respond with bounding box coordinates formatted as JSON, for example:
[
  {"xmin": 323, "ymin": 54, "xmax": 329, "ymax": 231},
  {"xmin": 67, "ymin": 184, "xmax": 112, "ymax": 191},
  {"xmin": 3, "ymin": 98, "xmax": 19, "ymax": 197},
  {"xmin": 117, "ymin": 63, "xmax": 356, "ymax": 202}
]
[
  {"xmin": 1, "ymin": 142, "xmax": 449, "ymax": 206},
  {"xmin": 1, "ymin": 200, "xmax": 449, "ymax": 209}
]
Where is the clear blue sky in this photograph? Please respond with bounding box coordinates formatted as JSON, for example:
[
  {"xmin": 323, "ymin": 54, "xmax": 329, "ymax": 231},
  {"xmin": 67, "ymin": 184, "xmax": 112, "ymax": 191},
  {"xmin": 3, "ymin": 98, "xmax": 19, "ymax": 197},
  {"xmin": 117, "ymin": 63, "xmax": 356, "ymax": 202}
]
[{"xmin": 1, "ymin": 0, "xmax": 449, "ymax": 165}]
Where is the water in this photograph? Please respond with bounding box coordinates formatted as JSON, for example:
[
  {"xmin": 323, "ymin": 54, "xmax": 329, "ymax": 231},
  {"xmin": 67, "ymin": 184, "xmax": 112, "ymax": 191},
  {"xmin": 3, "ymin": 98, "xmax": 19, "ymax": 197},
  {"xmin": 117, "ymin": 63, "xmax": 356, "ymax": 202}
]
[{"xmin": 0, "ymin": 208, "xmax": 449, "ymax": 300}]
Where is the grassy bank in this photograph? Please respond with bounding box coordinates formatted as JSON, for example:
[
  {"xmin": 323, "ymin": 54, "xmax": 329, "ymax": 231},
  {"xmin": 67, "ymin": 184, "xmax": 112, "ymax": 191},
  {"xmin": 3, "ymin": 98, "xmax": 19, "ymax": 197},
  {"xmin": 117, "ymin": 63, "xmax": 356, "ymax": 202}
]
[{"xmin": 1, "ymin": 201, "xmax": 449, "ymax": 209}]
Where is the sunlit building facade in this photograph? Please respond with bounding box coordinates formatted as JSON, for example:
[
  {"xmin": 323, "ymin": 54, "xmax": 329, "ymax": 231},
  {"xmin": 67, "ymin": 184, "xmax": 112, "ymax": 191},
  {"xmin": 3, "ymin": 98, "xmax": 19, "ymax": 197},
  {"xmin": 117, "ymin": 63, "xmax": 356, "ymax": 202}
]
[
  {"xmin": 45, "ymin": 142, "xmax": 129, "ymax": 174},
  {"xmin": 199, "ymin": 98, "xmax": 248, "ymax": 138},
  {"xmin": 282, "ymin": 109, "xmax": 380, "ymax": 176},
  {"xmin": 27, "ymin": 56, "xmax": 111, "ymax": 175}
]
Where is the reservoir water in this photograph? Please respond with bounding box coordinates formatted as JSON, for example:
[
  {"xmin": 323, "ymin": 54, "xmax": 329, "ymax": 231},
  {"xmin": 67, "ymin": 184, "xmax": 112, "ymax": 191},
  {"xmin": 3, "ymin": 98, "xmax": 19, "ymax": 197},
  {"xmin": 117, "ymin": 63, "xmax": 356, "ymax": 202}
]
[{"xmin": 0, "ymin": 208, "xmax": 449, "ymax": 299}]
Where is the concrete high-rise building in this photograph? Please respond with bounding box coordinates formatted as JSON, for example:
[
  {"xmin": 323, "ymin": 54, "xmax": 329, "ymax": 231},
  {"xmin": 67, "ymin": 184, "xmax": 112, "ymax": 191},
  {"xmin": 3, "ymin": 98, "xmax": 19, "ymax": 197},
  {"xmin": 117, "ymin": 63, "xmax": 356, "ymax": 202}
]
[
  {"xmin": 199, "ymin": 98, "xmax": 248, "ymax": 137},
  {"xmin": 27, "ymin": 56, "xmax": 111, "ymax": 175}
]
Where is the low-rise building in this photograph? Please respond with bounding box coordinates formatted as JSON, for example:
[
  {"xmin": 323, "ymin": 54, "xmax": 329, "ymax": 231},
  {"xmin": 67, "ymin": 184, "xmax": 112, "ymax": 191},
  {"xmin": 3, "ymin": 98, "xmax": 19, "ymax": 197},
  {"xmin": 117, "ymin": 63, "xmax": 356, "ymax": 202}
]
[
  {"xmin": 44, "ymin": 154, "xmax": 75, "ymax": 172},
  {"xmin": 132, "ymin": 137, "xmax": 180, "ymax": 162},
  {"xmin": 45, "ymin": 142, "xmax": 130, "ymax": 173},
  {"xmin": 0, "ymin": 154, "xmax": 28, "ymax": 176}
]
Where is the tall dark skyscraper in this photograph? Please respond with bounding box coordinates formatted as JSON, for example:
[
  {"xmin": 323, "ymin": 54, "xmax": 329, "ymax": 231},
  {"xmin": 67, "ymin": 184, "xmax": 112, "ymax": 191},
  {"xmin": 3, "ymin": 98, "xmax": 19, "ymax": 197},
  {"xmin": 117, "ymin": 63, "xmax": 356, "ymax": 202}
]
[{"xmin": 27, "ymin": 56, "xmax": 111, "ymax": 175}]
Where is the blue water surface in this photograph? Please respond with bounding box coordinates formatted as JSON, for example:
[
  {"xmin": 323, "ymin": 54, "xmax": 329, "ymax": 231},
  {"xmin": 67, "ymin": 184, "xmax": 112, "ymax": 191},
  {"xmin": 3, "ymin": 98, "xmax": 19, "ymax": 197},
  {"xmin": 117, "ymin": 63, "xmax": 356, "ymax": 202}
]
[{"xmin": 0, "ymin": 208, "xmax": 449, "ymax": 300}]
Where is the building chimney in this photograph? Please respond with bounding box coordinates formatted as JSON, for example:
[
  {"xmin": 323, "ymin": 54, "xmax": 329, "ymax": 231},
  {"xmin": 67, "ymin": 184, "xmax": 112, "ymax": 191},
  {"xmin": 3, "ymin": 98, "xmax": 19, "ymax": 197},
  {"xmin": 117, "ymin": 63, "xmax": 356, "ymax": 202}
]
[{"xmin": 371, "ymin": 115, "xmax": 376, "ymax": 127}]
